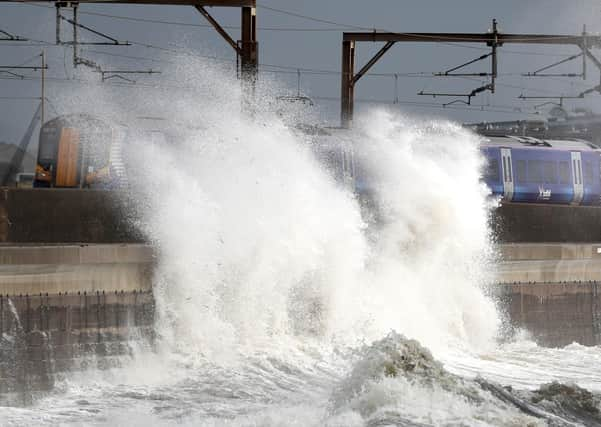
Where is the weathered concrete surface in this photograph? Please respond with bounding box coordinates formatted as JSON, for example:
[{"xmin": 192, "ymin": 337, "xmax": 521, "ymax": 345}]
[
  {"xmin": 0, "ymin": 244, "xmax": 155, "ymax": 403},
  {"xmin": 0, "ymin": 188, "xmax": 143, "ymax": 243},
  {"xmin": 2, "ymin": 188, "xmax": 601, "ymax": 244},
  {"xmin": 499, "ymin": 243, "xmax": 601, "ymax": 261},
  {"xmin": 0, "ymin": 291, "xmax": 155, "ymax": 404},
  {"xmin": 493, "ymin": 203, "xmax": 601, "ymax": 243},
  {"xmin": 2, "ymin": 189, "xmax": 601, "ymax": 244},
  {"xmin": 496, "ymin": 243, "xmax": 601, "ymax": 347},
  {"xmin": 0, "ymin": 244, "xmax": 153, "ymax": 295},
  {"xmin": 0, "ymin": 244, "xmax": 153, "ymax": 265},
  {"xmin": 496, "ymin": 243, "xmax": 601, "ymax": 284},
  {"xmin": 497, "ymin": 260, "xmax": 601, "ymax": 284},
  {"xmin": 498, "ymin": 282, "xmax": 600, "ymax": 347}
]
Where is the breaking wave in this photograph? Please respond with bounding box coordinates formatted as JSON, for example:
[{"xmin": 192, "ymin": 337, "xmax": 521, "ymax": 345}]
[
  {"xmin": 7, "ymin": 56, "xmax": 599, "ymax": 427},
  {"xmin": 125, "ymin": 71, "xmax": 500, "ymax": 359}
]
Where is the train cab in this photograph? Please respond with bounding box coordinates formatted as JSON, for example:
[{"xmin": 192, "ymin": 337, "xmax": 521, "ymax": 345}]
[{"xmin": 34, "ymin": 115, "xmax": 126, "ymax": 189}]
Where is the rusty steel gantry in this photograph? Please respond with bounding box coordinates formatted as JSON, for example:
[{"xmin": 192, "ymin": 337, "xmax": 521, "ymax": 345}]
[
  {"xmin": 5, "ymin": 0, "xmax": 258, "ymax": 80},
  {"xmin": 341, "ymin": 20, "xmax": 601, "ymax": 127}
]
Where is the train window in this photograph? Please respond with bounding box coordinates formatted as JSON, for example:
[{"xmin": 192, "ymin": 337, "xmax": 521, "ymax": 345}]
[
  {"xmin": 543, "ymin": 161, "xmax": 557, "ymax": 184},
  {"xmin": 528, "ymin": 160, "xmax": 543, "ymax": 183},
  {"xmin": 485, "ymin": 158, "xmax": 500, "ymax": 182},
  {"xmin": 584, "ymin": 161, "xmax": 594, "ymax": 184},
  {"xmin": 559, "ymin": 161, "xmax": 570, "ymax": 184},
  {"xmin": 516, "ymin": 160, "xmax": 527, "ymax": 183},
  {"xmin": 38, "ymin": 130, "xmax": 58, "ymax": 162}
]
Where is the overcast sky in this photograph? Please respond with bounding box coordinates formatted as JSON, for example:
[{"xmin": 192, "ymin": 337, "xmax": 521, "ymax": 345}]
[{"xmin": 1, "ymin": 0, "xmax": 601, "ymax": 147}]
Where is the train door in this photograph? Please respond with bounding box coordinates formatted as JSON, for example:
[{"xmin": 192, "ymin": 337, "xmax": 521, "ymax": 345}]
[
  {"xmin": 571, "ymin": 151, "xmax": 584, "ymax": 205},
  {"xmin": 500, "ymin": 148, "xmax": 514, "ymax": 201},
  {"xmin": 55, "ymin": 127, "xmax": 80, "ymax": 187}
]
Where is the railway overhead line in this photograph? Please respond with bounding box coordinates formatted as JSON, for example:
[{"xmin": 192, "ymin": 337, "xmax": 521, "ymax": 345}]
[
  {"xmin": 1, "ymin": 0, "xmax": 257, "ymax": 81},
  {"xmin": 341, "ymin": 19, "xmax": 601, "ymax": 127}
]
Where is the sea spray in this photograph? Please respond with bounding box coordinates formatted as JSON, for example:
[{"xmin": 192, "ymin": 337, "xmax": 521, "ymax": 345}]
[
  {"xmin": 1, "ymin": 56, "xmax": 523, "ymax": 425},
  {"xmin": 347, "ymin": 111, "xmax": 500, "ymax": 352},
  {"xmin": 133, "ymin": 110, "xmax": 368, "ymax": 360},
  {"xmin": 40, "ymin": 52, "xmax": 502, "ymax": 358},
  {"xmin": 101, "ymin": 58, "xmax": 504, "ymax": 362}
]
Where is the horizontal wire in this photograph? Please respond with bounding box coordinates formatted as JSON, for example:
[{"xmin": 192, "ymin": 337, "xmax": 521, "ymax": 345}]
[
  {"xmin": 0, "ymin": 75, "xmax": 540, "ymax": 116},
  {"xmin": 66, "ymin": 48, "xmax": 587, "ymax": 95},
  {"xmin": 12, "ymin": 2, "xmax": 357, "ymax": 32},
  {"xmin": 1, "ymin": 1, "xmax": 598, "ymax": 113},
  {"xmin": 0, "ymin": 73, "xmax": 546, "ymax": 116},
  {"xmin": 6, "ymin": 1, "xmax": 583, "ymax": 56},
  {"xmin": 0, "ymin": 41, "xmax": 586, "ymax": 98},
  {"xmin": 0, "ymin": 95, "xmax": 42, "ymax": 100}
]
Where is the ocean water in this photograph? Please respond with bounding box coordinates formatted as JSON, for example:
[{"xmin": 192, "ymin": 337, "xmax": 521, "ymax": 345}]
[{"xmin": 2, "ymin": 59, "xmax": 601, "ymax": 427}]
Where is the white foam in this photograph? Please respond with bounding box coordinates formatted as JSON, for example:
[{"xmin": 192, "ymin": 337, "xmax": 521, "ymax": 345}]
[
  {"xmin": 4, "ymin": 56, "xmax": 528, "ymax": 426},
  {"xmin": 126, "ymin": 84, "xmax": 500, "ymax": 362}
]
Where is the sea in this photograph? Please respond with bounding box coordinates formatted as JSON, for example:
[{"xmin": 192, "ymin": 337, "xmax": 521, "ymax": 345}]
[{"xmin": 2, "ymin": 58, "xmax": 601, "ymax": 427}]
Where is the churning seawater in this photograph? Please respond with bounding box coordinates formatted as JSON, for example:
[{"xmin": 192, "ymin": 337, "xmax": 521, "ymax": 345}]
[{"xmin": 2, "ymin": 58, "xmax": 601, "ymax": 427}]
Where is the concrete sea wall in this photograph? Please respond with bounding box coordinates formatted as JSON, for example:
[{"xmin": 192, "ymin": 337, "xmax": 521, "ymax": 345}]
[
  {"xmin": 0, "ymin": 188, "xmax": 143, "ymax": 243},
  {"xmin": 1, "ymin": 187, "xmax": 601, "ymax": 395},
  {"xmin": 496, "ymin": 243, "xmax": 601, "ymax": 347},
  {"xmin": 3, "ymin": 189, "xmax": 601, "ymax": 245},
  {"xmin": 494, "ymin": 203, "xmax": 601, "ymax": 243},
  {"xmin": 0, "ymin": 244, "xmax": 154, "ymax": 403}
]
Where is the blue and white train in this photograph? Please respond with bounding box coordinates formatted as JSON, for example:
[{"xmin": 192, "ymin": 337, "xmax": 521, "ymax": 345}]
[
  {"xmin": 481, "ymin": 136, "xmax": 601, "ymax": 205},
  {"xmin": 310, "ymin": 130, "xmax": 601, "ymax": 207}
]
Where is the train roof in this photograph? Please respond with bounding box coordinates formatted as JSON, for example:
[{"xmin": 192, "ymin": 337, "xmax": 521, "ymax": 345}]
[
  {"xmin": 41, "ymin": 114, "xmax": 111, "ymax": 128},
  {"xmin": 481, "ymin": 135, "xmax": 601, "ymax": 151}
]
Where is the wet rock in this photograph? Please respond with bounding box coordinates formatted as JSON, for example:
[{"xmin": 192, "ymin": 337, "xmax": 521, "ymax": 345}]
[
  {"xmin": 528, "ymin": 381, "xmax": 601, "ymax": 426},
  {"xmin": 328, "ymin": 331, "xmax": 601, "ymax": 426}
]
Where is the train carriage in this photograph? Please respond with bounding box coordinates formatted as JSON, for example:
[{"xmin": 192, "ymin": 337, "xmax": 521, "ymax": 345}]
[
  {"xmin": 34, "ymin": 114, "xmax": 127, "ymax": 189},
  {"xmin": 481, "ymin": 136, "xmax": 601, "ymax": 206},
  {"xmin": 309, "ymin": 130, "xmax": 601, "ymax": 208},
  {"xmin": 32, "ymin": 114, "xmax": 601, "ymax": 208}
]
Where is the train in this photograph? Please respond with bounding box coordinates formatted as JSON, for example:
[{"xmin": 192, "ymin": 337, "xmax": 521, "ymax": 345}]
[
  {"xmin": 312, "ymin": 130, "xmax": 601, "ymax": 207},
  {"xmin": 32, "ymin": 114, "xmax": 601, "ymax": 206},
  {"xmin": 34, "ymin": 114, "xmax": 127, "ymax": 189},
  {"xmin": 481, "ymin": 136, "xmax": 601, "ymax": 205}
]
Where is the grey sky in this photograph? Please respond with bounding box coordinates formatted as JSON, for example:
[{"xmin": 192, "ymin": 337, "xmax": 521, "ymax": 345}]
[{"xmin": 1, "ymin": 0, "xmax": 601, "ymax": 147}]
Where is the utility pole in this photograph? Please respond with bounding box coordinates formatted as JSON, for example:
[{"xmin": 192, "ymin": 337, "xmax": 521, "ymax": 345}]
[{"xmin": 41, "ymin": 50, "xmax": 45, "ymax": 126}]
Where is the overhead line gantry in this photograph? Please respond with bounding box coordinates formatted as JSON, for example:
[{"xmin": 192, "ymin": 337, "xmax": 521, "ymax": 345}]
[
  {"xmin": 3, "ymin": 0, "xmax": 258, "ymax": 80},
  {"xmin": 341, "ymin": 20, "xmax": 601, "ymax": 127}
]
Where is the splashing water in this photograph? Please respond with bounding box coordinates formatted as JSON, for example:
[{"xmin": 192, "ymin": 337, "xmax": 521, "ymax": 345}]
[
  {"xmin": 3, "ymin": 57, "xmax": 601, "ymax": 426},
  {"xmin": 132, "ymin": 90, "xmax": 500, "ymax": 360}
]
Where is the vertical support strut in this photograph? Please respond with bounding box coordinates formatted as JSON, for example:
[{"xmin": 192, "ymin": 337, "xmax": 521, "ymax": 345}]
[
  {"xmin": 55, "ymin": 3, "xmax": 61, "ymax": 44},
  {"xmin": 72, "ymin": 4, "xmax": 78, "ymax": 67},
  {"xmin": 41, "ymin": 50, "xmax": 45, "ymax": 126},
  {"xmin": 490, "ymin": 19, "xmax": 498, "ymax": 93},
  {"xmin": 340, "ymin": 18, "xmax": 601, "ymax": 127},
  {"xmin": 240, "ymin": 6, "xmax": 257, "ymax": 81},
  {"xmin": 341, "ymin": 40, "xmax": 355, "ymax": 128},
  {"xmin": 582, "ymin": 25, "xmax": 587, "ymax": 81}
]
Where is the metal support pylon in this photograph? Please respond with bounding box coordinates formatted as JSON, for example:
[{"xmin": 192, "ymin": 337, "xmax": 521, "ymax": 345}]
[{"xmin": 340, "ymin": 19, "xmax": 601, "ymax": 127}]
